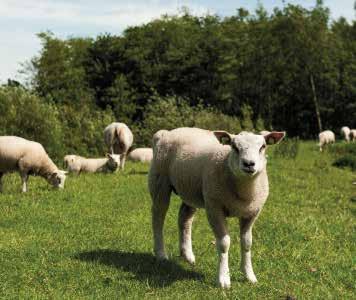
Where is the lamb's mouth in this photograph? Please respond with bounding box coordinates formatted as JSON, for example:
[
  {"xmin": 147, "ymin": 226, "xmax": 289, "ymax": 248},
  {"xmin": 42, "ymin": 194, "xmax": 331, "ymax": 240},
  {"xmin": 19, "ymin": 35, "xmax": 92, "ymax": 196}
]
[{"xmin": 242, "ymin": 167, "xmax": 256, "ymax": 175}]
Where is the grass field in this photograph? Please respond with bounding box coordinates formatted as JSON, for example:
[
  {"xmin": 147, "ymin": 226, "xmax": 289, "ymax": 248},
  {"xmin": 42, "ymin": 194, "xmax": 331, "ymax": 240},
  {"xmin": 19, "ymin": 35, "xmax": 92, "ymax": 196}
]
[{"xmin": 0, "ymin": 142, "xmax": 355, "ymax": 299}]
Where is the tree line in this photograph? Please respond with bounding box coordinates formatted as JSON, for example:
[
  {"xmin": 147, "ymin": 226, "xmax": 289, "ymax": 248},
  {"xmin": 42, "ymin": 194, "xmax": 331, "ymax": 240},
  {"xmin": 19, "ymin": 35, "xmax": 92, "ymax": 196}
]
[{"xmin": 1, "ymin": 1, "xmax": 355, "ymax": 159}]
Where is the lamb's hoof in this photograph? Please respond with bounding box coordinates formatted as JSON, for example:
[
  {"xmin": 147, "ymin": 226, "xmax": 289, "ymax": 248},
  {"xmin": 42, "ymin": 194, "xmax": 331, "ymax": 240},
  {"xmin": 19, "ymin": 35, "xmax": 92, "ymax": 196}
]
[
  {"xmin": 218, "ymin": 275, "xmax": 231, "ymax": 289},
  {"xmin": 155, "ymin": 252, "xmax": 168, "ymax": 261},
  {"xmin": 181, "ymin": 252, "xmax": 195, "ymax": 265},
  {"xmin": 246, "ymin": 274, "xmax": 258, "ymax": 284}
]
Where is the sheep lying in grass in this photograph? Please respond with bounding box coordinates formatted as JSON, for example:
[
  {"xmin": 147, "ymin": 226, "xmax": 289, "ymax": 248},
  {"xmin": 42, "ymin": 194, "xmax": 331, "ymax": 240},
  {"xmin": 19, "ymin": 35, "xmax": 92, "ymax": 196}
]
[
  {"xmin": 340, "ymin": 126, "xmax": 350, "ymax": 142},
  {"xmin": 318, "ymin": 130, "xmax": 335, "ymax": 152},
  {"xmin": 0, "ymin": 136, "xmax": 67, "ymax": 192},
  {"xmin": 128, "ymin": 148, "xmax": 153, "ymax": 163},
  {"xmin": 148, "ymin": 127, "xmax": 285, "ymax": 288},
  {"xmin": 64, "ymin": 154, "xmax": 120, "ymax": 175},
  {"xmin": 104, "ymin": 122, "xmax": 133, "ymax": 170},
  {"xmin": 350, "ymin": 129, "xmax": 356, "ymax": 142}
]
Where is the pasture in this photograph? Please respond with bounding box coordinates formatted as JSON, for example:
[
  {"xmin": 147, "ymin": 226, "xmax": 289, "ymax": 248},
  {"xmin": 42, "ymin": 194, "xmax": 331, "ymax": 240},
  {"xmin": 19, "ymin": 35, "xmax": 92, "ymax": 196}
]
[{"xmin": 0, "ymin": 142, "xmax": 354, "ymax": 299}]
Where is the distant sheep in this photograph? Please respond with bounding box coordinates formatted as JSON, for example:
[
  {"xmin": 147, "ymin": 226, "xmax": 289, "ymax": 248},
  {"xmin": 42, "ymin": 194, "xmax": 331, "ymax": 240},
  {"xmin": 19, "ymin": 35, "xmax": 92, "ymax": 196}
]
[
  {"xmin": 318, "ymin": 130, "xmax": 335, "ymax": 152},
  {"xmin": 104, "ymin": 122, "xmax": 133, "ymax": 170},
  {"xmin": 340, "ymin": 126, "xmax": 350, "ymax": 142},
  {"xmin": 64, "ymin": 154, "xmax": 120, "ymax": 175},
  {"xmin": 0, "ymin": 136, "xmax": 67, "ymax": 192},
  {"xmin": 148, "ymin": 127, "xmax": 285, "ymax": 288},
  {"xmin": 128, "ymin": 148, "xmax": 153, "ymax": 163},
  {"xmin": 349, "ymin": 129, "xmax": 356, "ymax": 141}
]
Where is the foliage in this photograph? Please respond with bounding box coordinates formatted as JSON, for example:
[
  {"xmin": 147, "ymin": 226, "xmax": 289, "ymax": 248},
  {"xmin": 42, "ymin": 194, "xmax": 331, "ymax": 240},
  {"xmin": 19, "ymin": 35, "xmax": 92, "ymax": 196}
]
[
  {"xmin": 332, "ymin": 155, "xmax": 356, "ymax": 171},
  {"xmin": 0, "ymin": 87, "xmax": 64, "ymax": 159},
  {"xmin": 18, "ymin": 2, "xmax": 355, "ymax": 141}
]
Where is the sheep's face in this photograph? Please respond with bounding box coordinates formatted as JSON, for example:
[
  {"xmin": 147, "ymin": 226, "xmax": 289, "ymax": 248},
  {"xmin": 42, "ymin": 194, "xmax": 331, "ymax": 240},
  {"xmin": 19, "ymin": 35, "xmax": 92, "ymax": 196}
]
[
  {"xmin": 107, "ymin": 154, "xmax": 121, "ymax": 170},
  {"xmin": 214, "ymin": 131, "xmax": 285, "ymax": 178},
  {"xmin": 48, "ymin": 170, "xmax": 67, "ymax": 189}
]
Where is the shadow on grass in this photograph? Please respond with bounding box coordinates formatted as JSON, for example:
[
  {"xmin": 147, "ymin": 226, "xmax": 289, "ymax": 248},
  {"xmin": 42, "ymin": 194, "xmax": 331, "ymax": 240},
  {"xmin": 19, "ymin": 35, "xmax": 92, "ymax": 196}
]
[
  {"xmin": 74, "ymin": 250, "xmax": 203, "ymax": 287},
  {"xmin": 127, "ymin": 170, "xmax": 149, "ymax": 175}
]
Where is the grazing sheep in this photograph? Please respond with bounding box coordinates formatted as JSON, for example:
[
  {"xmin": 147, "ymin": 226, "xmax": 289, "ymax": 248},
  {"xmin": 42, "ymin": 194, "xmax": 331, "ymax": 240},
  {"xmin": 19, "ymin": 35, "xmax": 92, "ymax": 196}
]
[
  {"xmin": 350, "ymin": 129, "xmax": 356, "ymax": 142},
  {"xmin": 340, "ymin": 126, "xmax": 351, "ymax": 142},
  {"xmin": 64, "ymin": 154, "xmax": 120, "ymax": 174},
  {"xmin": 104, "ymin": 122, "xmax": 133, "ymax": 170},
  {"xmin": 128, "ymin": 148, "xmax": 153, "ymax": 163},
  {"xmin": 0, "ymin": 136, "xmax": 67, "ymax": 192},
  {"xmin": 148, "ymin": 127, "xmax": 285, "ymax": 288},
  {"xmin": 318, "ymin": 130, "xmax": 335, "ymax": 152}
]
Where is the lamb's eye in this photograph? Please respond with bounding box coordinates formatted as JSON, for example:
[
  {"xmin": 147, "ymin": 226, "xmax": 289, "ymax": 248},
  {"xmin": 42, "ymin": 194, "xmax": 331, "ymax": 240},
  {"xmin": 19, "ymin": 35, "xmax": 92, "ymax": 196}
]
[{"xmin": 260, "ymin": 144, "xmax": 266, "ymax": 152}]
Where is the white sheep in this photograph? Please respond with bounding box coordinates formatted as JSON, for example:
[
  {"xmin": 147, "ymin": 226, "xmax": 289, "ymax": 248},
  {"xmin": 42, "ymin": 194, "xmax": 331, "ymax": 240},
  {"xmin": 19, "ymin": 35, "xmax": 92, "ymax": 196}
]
[
  {"xmin": 64, "ymin": 154, "xmax": 120, "ymax": 175},
  {"xmin": 128, "ymin": 148, "xmax": 153, "ymax": 163},
  {"xmin": 104, "ymin": 122, "xmax": 133, "ymax": 170},
  {"xmin": 148, "ymin": 127, "xmax": 285, "ymax": 288},
  {"xmin": 0, "ymin": 136, "xmax": 67, "ymax": 192},
  {"xmin": 340, "ymin": 126, "xmax": 350, "ymax": 142},
  {"xmin": 350, "ymin": 129, "xmax": 356, "ymax": 142},
  {"xmin": 318, "ymin": 130, "xmax": 335, "ymax": 152}
]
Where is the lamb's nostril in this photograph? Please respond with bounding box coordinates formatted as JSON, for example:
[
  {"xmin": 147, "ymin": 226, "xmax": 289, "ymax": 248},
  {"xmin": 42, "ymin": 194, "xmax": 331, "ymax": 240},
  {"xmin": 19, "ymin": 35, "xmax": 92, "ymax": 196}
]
[{"xmin": 243, "ymin": 160, "xmax": 255, "ymax": 168}]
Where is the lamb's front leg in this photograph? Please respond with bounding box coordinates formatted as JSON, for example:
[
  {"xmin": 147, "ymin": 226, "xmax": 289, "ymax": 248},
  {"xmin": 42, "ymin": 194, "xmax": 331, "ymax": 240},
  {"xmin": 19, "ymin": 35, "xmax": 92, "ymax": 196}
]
[
  {"xmin": 207, "ymin": 209, "xmax": 231, "ymax": 288},
  {"xmin": 239, "ymin": 216, "xmax": 258, "ymax": 283},
  {"xmin": 20, "ymin": 172, "xmax": 28, "ymax": 193}
]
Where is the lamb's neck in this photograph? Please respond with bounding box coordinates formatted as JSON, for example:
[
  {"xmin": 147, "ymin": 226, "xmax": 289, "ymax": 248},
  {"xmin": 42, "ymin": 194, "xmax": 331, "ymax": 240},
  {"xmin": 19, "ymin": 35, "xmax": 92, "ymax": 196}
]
[{"xmin": 227, "ymin": 165, "xmax": 269, "ymax": 203}]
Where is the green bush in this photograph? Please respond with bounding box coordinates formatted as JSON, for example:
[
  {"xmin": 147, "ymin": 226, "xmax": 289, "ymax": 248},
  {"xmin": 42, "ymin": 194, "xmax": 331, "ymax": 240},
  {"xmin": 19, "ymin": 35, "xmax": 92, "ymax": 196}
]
[
  {"xmin": 0, "ymin": 87, "xmax": 65, "ymax": 160},
  {"xmin": 332, "ymin": 155, "xmax": 356, "ymax": 171}
]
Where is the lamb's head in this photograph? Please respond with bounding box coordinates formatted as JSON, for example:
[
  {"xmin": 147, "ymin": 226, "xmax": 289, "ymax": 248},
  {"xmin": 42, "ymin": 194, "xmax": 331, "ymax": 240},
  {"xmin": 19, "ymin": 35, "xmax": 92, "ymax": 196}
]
[
  {"xmin": 47, "ymin": 170, "xmax": 68, "ymax": 189},
  {"xmin": 106, "ymin": 153, "xmax": 121, "ymax": 171},
  {"xmin": 214, "ymin": 130, "xmax": 285, "ymax": 177}
]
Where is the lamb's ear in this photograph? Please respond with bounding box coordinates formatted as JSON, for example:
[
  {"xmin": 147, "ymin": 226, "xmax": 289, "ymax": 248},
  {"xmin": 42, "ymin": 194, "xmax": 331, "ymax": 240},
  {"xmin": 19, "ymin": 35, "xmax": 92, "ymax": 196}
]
[
  {"xmin": 213, "ymin": 131, "xmax": 233, "ymax": 145},
  {"xmin": 60, "ymin": 170, "xmax": 68, "ymax": 175},
  {"xmin": 264, "ymin": 131, "xmax": 286, "ymax": 145},
  {"xmin": 106, "ymin": 153, "xmax": 111, "ymax": 158}
]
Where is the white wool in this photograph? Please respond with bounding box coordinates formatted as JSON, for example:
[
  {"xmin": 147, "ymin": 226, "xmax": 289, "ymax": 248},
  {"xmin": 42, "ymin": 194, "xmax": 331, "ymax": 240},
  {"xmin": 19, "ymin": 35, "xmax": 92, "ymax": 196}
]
[
  {"xmin": 318, "ymin": 130, "xmax": 335, "ymax": 151},
  {"xmin": 148, "ymin": 127, "xmax": 285, "ymax": 288},
  {"xmin": 128, "ymin": 148, "xmax": 153, "ymax": 163},
  {"xmin": 350, "ymin": 129, "xmax": 356, "ymax": 142},
  {"xmin": 103, "ymin": 122, "xmax": 133, "ymax": 170},
  {"xmin": 0, "ymin": 136, "xmax": 67, "ymax": 192},
  {"xmin": 64, "ymin": 154, "xmax": 120, "ymax": 174},
  {"xmin": 340, "ymin": 126, "xmax": 350, "ymax": 142}
]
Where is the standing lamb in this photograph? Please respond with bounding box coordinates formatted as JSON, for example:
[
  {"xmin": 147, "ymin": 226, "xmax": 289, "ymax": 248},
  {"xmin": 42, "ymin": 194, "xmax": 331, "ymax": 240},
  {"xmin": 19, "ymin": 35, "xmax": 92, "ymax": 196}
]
[
  {"xmin": 340, "ymin": 126, "xmax": 351, "ymax": 142},
  {"xmin": 104, "ymin": 122, "xmax": 133, "ymax": 170},
  {"xmin": 350, "ymin": 129, "xmax": 356, "ymax": 142},
  {"xmin": 0, "ymin": 136, "xmax": 67, "ymax": 192},
  {"xmin": 318, "ymin": 130, "xmax": 335, "ymax": 152},
  {"xmin": 128, "ymin": 148, "xmax": 153, "ymax": 163},
  {"xmin": 64, "ymin": 154, "xmax": 120, "ymax": 174},
  {"xmin": 148, "ymin": 127, "xmax": 285, "ymax": 288}
]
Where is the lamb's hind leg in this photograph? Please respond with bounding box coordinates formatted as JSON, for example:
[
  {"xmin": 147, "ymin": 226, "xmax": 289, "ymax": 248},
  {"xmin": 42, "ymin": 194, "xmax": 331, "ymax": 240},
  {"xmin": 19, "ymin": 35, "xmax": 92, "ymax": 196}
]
[
  {"xmin": 178, "ymin": 202, "xmax": 197, "ymax": 264},
  {"xmin": 149, "ymin": 172, "xmax": 172, "ymax": 260},
  {"xmin": 240, "ymin": 216, "xmax": 258, "ymax": 283}
]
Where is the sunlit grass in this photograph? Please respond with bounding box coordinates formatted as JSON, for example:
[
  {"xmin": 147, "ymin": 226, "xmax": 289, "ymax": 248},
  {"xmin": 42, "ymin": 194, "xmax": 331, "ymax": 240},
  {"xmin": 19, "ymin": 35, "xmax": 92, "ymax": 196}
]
[{"xmin": 0, "ymin": 142, "xmax": 354, "ymax": 298}]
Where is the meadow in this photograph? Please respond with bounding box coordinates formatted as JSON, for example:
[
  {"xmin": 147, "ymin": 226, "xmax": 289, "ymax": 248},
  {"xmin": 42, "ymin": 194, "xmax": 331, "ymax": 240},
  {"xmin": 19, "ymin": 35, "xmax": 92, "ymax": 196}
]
[{"xmin": 0, "ymin": 141, "xmax": 354, "ymax": 299}]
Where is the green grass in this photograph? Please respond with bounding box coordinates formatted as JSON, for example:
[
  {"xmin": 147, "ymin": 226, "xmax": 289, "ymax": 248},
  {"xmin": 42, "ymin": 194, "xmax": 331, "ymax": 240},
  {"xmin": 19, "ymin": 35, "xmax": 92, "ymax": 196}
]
[{"xmin": 0, "ymin": 141, "xmax": 355, "ymax": 299}]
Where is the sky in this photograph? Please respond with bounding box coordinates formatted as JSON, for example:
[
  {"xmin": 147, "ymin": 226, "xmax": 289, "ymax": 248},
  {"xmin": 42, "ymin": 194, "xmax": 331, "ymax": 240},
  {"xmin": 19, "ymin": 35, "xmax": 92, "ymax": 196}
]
[{"xmin": 0, "ymin": 0, "xmax": 354, "ymax": 83}]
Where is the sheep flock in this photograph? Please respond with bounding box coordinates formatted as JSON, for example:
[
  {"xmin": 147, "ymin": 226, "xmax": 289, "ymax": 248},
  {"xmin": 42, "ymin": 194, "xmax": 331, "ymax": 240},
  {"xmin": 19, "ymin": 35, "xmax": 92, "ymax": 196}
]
[{"xmin": 0, "ymin": 122, "xmax": 354, "ymax": 289}]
